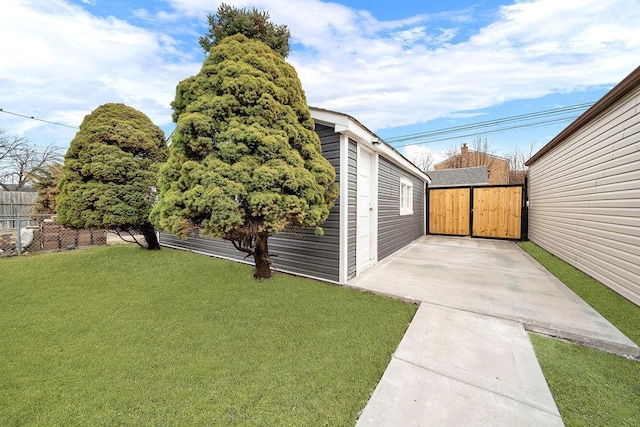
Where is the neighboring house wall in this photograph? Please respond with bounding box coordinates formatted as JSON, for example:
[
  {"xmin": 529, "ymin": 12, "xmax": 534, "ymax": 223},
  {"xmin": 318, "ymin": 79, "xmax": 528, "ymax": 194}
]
[
  {"xmin": 378, "ymin": 156, "xmax": 425, "ymax": 260},
  {"xmin": 435, "ymin": 144, "xmax": 510, "ymax": 185},
  {"xmin": 526, "ymin": 66, "xmax": 640, "ymax": 306}
]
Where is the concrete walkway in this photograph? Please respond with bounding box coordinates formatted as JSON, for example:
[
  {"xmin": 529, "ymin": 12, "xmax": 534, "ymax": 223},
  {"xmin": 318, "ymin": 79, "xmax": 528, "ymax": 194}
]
[{"xmin": 350, "ymin": 236, "xmax": 639, "ymax": 426}]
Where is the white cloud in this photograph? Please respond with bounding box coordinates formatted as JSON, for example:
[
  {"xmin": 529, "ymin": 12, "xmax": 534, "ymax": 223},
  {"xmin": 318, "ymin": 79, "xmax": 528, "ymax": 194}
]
[
  {"xmin": 289, "ymin": 0, "xmax": 640, "ymax": 130},
  {"xmin": 1, "ymin": 0, "xmax": 639, "ymax": 148},
  {"xmin": 0, "ymin": 0, "xmax": 200, "ymax": 144},
  {"xmin": 165, "ymin": 0, "xmax": 640, "ymax": 131},
  {"xmin": 402, "ymin": 144, "xmax": 444, "ymax": 169},
  {"xmin": 166, "ymin": 0, "xmax": 640, "ymax": 129}
]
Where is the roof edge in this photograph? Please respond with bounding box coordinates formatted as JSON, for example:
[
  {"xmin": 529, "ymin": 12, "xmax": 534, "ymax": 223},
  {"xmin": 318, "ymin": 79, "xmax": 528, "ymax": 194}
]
[
  {"xmin": 525, "ymin": 65, "xmax": 640, "ymax": 166},
  {"xmin": 309, "ymin": 106, "xmax": 430, "ymax": 182}
]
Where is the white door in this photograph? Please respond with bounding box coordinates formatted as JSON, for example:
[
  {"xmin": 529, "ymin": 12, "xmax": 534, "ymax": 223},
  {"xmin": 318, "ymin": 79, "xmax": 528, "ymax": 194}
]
[{"xmin": 357, "ymin": 149, "xmax": 374, "ymax": 271}]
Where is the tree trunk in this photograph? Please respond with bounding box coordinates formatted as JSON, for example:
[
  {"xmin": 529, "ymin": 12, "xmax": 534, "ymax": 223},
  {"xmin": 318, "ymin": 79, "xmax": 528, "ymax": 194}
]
[
  {"xmin": 253, "ymin": 232, "xmax": 272, "ymax": 279},
  {"xmin": 140, "ymin": 222, "xmax": 161, "ymax": 250}
]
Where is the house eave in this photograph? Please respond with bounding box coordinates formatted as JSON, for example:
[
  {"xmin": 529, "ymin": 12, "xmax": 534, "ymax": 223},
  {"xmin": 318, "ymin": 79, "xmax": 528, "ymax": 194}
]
[{"xmin": 310, "ymin": 106, "xmax": 431, "ymax": 183}]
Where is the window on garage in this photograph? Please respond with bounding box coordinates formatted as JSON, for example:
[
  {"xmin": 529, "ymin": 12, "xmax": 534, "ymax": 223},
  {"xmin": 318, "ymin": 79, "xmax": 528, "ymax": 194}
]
[{"xmin": 400, "ymin": 177, "xmax": 413, "ymax": 215}]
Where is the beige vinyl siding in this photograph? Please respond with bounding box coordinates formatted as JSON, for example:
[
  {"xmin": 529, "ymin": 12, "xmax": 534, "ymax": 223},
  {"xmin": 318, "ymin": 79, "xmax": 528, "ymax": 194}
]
[{"xmin": 528, "ymin": 84, "xmax": 640, "ymax": 305}]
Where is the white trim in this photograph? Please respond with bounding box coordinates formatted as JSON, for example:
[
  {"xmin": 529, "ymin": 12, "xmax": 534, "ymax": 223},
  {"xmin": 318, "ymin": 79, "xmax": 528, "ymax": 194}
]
[
  {"xmin": 356, "ymin": 145, "xmax": 376, "ymax": 274},
  {"xmin": 399, "ymin": 177, "xmax": 414, "ymax": 216},
  {"xmin": 371, "ymin": 151, "xmax": 379, "ymax": 266},
  {"xmin": 423, "ymin": 180, "xmax": 427, "ymax": 235},
  {"xmin": 310, "ymin": 107, "xmax": 430, "ymax": 184},
  {"xmin": 338, "ymin": 133, "xmax": 349, "ymax": 284}
]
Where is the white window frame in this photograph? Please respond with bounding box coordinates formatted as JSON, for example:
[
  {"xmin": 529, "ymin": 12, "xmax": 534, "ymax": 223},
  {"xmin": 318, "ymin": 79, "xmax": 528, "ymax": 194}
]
[{"xmin": 399, "ymin": 177, "xmax": 413, "ymax": 216}]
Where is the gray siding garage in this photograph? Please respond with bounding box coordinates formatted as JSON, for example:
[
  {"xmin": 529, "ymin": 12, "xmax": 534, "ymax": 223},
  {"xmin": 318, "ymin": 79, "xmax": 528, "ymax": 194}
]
[
  {"xmin": 161, "ymin": 107, "xmax": 429, "ymax": 284},
  {"xmin": 347, "ymin": 140, "xmax": 358, "ymax": 279},
  {"xmin": 378, "ymin": 156, "xmax": 425, "ymax": 260},
  {"xmin": 526, "ymin": 66, "xmax": 640, "ymax": 306}
]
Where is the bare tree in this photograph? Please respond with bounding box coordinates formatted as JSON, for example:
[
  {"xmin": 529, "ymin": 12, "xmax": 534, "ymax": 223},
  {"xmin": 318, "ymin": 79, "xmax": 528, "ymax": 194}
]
[
  {"xmin": 408, "ymin": 150, "xmax": 434, "ymax": 172},
  {"xmin": 442, "ymin": 136, "xmax": 496, "ymax": 169},
  {"xmin": 0, "ymin": 129, "xmax": 62, "ymax": 191},
  {"xmin": 0, "ymin": 129, "xmax": 24, "ymax": 164},
  {"xmin": 506, "ymin": 141, "xmax": 536, "ymax": 184}
]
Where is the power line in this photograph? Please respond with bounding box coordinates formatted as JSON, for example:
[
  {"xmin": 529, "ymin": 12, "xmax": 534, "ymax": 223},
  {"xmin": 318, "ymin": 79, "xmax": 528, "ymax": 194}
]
[
  {"xmin": 1, "ymin": 102, "xmax": 594, "ymax": 147},
  {"xmin": 393, "ymin": 114, "xmax": 581, "ymax": 147},
  {"xmin": 385, "ymin": 102, "xmax": 593, "ymax": 146},
  {"xmin": 0, "ymin": 108, "xmax": 79, "ymax": 129}
]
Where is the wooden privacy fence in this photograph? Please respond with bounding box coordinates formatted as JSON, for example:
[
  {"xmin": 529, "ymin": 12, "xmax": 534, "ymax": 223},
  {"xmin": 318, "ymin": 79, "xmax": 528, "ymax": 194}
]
[
  {"xmin": 0, "ymin": 192, "xmax": 38, "ymax": 227},
  {"xmin": 428, "ymin": 185, "xmax": 525, "ymax": 240}
]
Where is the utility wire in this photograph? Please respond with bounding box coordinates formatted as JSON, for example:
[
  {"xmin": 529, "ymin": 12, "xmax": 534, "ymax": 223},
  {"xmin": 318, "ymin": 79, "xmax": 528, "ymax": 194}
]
[
  {"xmin": 0, "ymin": 108, "xmax": 78, "ymax": 129},
  {"xmin": 385, "ymin": 102, "xmax": 593, "ymax": 145},
  {"xmin": 392, "ymin": 114, "xmax": 581, "ymax": 147},
  {"xmin": 1, "ymin": 102, "xmax": 593, "ymax": 146}
]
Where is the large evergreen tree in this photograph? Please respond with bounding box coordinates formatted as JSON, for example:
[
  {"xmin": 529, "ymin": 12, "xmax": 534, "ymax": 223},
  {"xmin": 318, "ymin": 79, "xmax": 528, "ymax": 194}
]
[
  {"xmin": 151, "ymin": 34, "xmax": 338, "ymax": 278},
  {"xmin": 57, "ymin": 103, "xmax": 168, "ymax": 250},
  {"xmin": 199, "ymin": 3, "xmax": 291, "ymax": 58}
]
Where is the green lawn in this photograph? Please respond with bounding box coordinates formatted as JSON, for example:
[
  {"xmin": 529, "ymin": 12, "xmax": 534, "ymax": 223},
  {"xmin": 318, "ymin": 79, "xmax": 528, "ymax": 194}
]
[
  {"xmin": 519, "ymin": 242, "xmax": 640, "ymax": 427},
  {"xmin": 0, "ymin": 245, "xmax": 417, "ymax": 426},
  {"xmin": 520, "ymin": 241, "xmax": 640, "ymax": 344},
  {"xmin": 530, "ymin": 334, "xmax": 640, "ymax": 426}
]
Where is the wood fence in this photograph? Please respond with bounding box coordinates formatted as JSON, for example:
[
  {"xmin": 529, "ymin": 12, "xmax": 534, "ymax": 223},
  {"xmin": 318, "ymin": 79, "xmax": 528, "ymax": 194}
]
[
  {"xmin": 428, "ymin": 188, "xmax": 471, "ymax": 236},
  {"xmin": 428, "ymin": 185, "xmax": 525, "ymax": 240},
  {"xmin": 0, "ymin": 192, "xmax": 37, "ymax": 225}
]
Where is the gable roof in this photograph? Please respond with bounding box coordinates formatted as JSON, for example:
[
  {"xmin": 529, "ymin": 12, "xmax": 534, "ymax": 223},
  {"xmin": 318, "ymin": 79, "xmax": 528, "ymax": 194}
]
[
  {"xmin": 426, "ymin": 166, "xmax": 489, "ymax": 187},
  {"xmin": 526, "ymin": 65, "xmax": 640, "ymax": 166},
  {"xmin": 309, "ymin": 106, "xmax": 430, "ymax": 183}
]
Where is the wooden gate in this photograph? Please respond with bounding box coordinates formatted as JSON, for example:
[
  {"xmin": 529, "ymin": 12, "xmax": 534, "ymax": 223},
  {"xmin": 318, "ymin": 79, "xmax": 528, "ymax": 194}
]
[
  {"xmin": 429, "ymin": 188, "xmax": 471, "ymax": 235},
  {"xmin": 428, "ymin": 185, "xmax": 524, "ymax": 240}
]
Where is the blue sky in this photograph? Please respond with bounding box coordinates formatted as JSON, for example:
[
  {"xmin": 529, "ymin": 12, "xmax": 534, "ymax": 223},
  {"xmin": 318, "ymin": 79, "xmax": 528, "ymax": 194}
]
[{"xmin": 1, "ymin": 0, "xmax": 639, "ymax": 164}]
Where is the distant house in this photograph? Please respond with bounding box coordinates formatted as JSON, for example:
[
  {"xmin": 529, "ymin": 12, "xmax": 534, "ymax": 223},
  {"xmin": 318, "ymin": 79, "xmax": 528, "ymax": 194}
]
[
  {"xmin": 160, "ymin": 107, "xmax": 430, "ymax": 284},
  {"xmin": 525, "ymin": 65, "xmax": 640, "ymax": 306},
  {"xmin": 434, "ymin": 143, "xmax": 510, "ymax": 185},
  {"xmin": 427, "ymin": 166, "xmax": 489, "ymax": 188}
]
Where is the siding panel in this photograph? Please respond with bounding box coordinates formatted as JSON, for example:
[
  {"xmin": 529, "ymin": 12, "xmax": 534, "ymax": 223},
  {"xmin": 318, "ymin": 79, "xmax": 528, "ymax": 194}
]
[
  {"xmin": 377, "ymin": 156, "xmax": 424, "ymax": 260},
  {"xmin": 528, "ymin": 85, "xmax": 640, "ymax": 305}
]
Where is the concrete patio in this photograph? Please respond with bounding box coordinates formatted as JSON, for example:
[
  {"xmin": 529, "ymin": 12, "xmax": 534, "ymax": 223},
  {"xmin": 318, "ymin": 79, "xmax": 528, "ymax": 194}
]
[{"xmin": 350, "ymin": 235, "xmax": 639, "ymax": 426}]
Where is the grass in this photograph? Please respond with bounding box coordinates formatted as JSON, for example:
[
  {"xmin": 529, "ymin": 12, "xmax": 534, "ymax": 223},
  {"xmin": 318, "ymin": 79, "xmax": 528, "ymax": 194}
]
[
  {"xmin": 530, "ymin": 334, "xmax": 640, "ymax": 426},
  {"xmin": 0, "ymin": 245, "xmax": 417, "ymax": 426},
  {"xmin": 519, "ymin": 241, "xmax": 640, "ymax": 344},
  {"xmin": 519, "ymin": 242, "xmax": 640, "ymax": 426}
]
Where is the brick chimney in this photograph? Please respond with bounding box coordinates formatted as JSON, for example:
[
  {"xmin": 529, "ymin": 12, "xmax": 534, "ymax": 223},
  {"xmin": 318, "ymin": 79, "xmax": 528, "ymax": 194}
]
[{"xmin": 461, "ymin": 143, "xmax": 468, "ymax": 155}]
